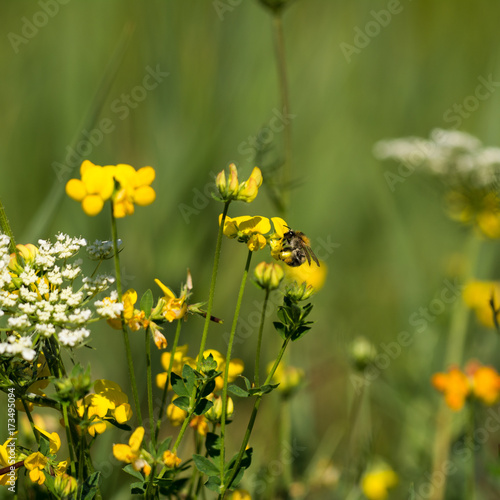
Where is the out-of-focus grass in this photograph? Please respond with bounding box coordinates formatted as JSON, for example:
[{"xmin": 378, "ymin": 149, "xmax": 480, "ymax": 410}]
[{"xmin": 2, "ymin": 0, "xmax": 500, "ymax": 498}]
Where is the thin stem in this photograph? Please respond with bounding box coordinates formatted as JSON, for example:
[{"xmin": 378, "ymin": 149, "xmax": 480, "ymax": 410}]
[
  {"xmin": 272, "ymin": 11, "xmax": 292, "ymax": 215},
  {"xmin": 173, "ymin": 202, "xmax": 230, "ymax": 455},
  {"xmin": 196, "ymin": 201, "xmax": 230, "ymax": 368},
  {"xmin": 221, "ymin": 337, "xmax": 291, "ymax": 496},
  {"xmin": 62, "ymin": 403, "xmax": 77, "ymax": 477},
  {"xmin": 110, "ymin": 205, "xmax": 142, "ymax": 422},
  {"xmin": 146, "ymin": 327, "xmax": 155, "ymax": 446},
  {"xmin": 429, "ymin": 232, "xmax": 482, "ymax": 500},
  {"xmin": 155, "ymin": 319, "xmax": 182, "ymax": 442},
  {"xmin": 219, "ymin": 250, "xmax": 253, "ymax": 485},
  {"xmin": 254, "ymin": 289, "xmax": 270, "ymax": 387},
  {"xmin": 0, "ymin": 198, "xmax": 16, "ymax": 253}
]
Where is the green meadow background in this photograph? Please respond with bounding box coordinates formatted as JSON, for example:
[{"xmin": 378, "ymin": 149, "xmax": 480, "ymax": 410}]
[{"xmin": 2, "ymin": 1, "xmax": 500, "ymax": 498}]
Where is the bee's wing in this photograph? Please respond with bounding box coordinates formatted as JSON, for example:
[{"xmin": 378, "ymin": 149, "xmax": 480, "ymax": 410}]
[{"xmin": 305, "ymin": 246, "xmax": 320, "ymax": 266}]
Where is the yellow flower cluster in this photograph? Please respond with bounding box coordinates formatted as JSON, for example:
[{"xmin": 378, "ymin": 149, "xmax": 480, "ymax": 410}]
[
  {"xmin": 65, "ymin": 160, "xmax": 156, "ymax": 217},
  {"xmin": 77, "ymin": 379, "xmax": 132, "ymax": 436},
  {"xmin": 432, "ymin": 361, "xmax": 500, "ymax": 411},
  {"xmin": 463, "ymin": 280, "xmax": 500, "ymax": 328}
]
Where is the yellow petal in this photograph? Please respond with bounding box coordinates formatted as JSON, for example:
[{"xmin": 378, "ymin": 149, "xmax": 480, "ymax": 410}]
[
  {"xmin": 113, "ymin": 443, "xmax": 133, "ymax": 463},
  {"xmin": 271, "ymin": 217, "xmax": 289, "ymax": 237},
  {"xmin": 114, "ymin": 403, "xmax": 132, "ymax": 424},
  {"xmin": 136, "ymin": 166, "xmax": 156, "ymax": 186},
  {"xmin": 80, "ymin": 159, "xmax": 97, "ymax": 175},
  {"xmin": 155, "ymin": 279, "xmax": 175, "ymax": 300},
  {"xmin": 65, "ymin": 179, "xmax": 87, "ymax": 201},
  {"xmin": 134, "ymin": 186, "xmax": 156, "ymax": 206},
  {"xmin": 82, "ymin": 195, "xmax": 104, "ymax": 216},
  {"xmin": 129, "ymin": 426, "xmax": 145, "ymax": 451}
]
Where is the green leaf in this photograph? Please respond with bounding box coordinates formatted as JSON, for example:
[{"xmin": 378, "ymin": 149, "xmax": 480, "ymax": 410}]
[
  {"xmin": 158, "ymin": 477, "xmax": 189, "ymax": 495},
  {"xmin": 105, "ymin": 417, "xmax": 132, "ymax": 432},
  {"xmin": 194, "ymin": 398, "xmax": 213, "ymax": 416},
  {"xmin": 193, "ymin": 454, "xmax": 220, "ymax": 477},
  {"xmin": 157, "ymin": 436, "xmax": 173, "ymax": 456},
  {"xmin": 205, "ymin": 432, "xmax": 221, "ymax": 458},
  {"xmin": 291, "ymin": 325, "xmax": 311, "ymax": 341},
  {"xmin": 173, "ymin": 396, "xmax": 190, "ymax": 411},
  {"xmin": 242, "ymin": 376, "xmax": 252, "ymax": 391},
  {"xmin": 130, "ymin": 482, "xmax": 146, "ymax": 494},
  {"xmin": 228, "ymin": 384, "xmax": 249, "ymax": 398},
  {"xmin": 248, "ymin": 383, "xmax": 280, "ymax": 396},
  {"xmin": 182, "ymin": 364, "xmax": 196, "ymax": 393},
  {"xmin": 171, "ymin": 372, "xmax": 189, "ymax": 397},
  {"xmin": 200, "ymin": 353, "xmax": 218, "ymax": 372},
  {"xmin": 38, "ymin": 433, "xmax": 51, "ymax": 456},
  {"xmin": 273, "ymin": 321, "xmax": 287, "ymax": 339},
  {"xmin": 123, "ymin": 464, "xmax": 144, "ymax": 481},
  {"xmin": 201, "ymin": 379, "xmax": 216, "ymax": 397},
  {"xmin": 81, "ymin": 471, "xmax": 101, "ymax": 500},
  {"xmin": 205, "ymin": 475, "xmax": 222, "ymax": 493},
  {"xmin": 140, "ymin": 289, "xmax": 153, "ymax": 316}
]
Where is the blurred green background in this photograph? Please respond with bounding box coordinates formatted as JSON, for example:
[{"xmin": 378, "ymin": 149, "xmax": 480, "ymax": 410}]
[{"xmin": 2, "ymin": 0, "xmax": 500, "ymax": 498}]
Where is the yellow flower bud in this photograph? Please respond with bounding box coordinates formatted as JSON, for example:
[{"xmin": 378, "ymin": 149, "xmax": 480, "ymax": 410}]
[
  {"xmin": 54, "ymin": 474, "xmax": 78, "ymax": 497},
  {"xmin": 254, "ymin": 261, "xmax": 284, "ymax": 290},
  {"xmin": 163, "ymin": 450, "xmax": 182, "ymax": 468},
  {"xmin": 206, "ymin": 395, "xmax": 234, "ymax": 422}
]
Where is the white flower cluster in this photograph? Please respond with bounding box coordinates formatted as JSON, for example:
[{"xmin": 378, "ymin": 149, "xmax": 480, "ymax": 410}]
[
  {"xmin": 0, "ymin": 235, "xmax": 12, "ymax": 289},
  {"xmin": 94, "ymin": 291, "xmax": 123, "ymax": 319},
  {"xmin": 373, "ymin": 129, "xmax": 500, "ymax": 188},
  {"xmin": 86, "ymin": 239, "xmax": 121, "ymax": 260},
  {"xmin": 0, "ymin": 335, "xmax": 36, "ymax": 361},
  {"xmin": 0, "ymin": 233, "xmax": 115, "ymax": 355}
]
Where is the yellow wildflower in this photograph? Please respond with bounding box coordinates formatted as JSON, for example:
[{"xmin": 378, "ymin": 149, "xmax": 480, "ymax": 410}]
[
  {"xmin": 155, "ymin": 279, "xmax": 188, "ymax": 322},
  {"xmin": 229, "ymin": 490, "xmax": 252, "ymax": 500},
  {"xmin": 189, "ymin": 415, "xmax": 209, "ymax": 436},
  {"xmin": 111, "ymin": 163, "xmax": 156, "ymax": 218},
  {"xmin": 65, "ymin": 160, "xmax": 114, "ymax": 216},
  {"xmin": 361, "ymin": 467, "xmax": 398, "ymax": 500},
  {"xmin": 220, "ymin": 215, "xmax": 271, "ymax": 251},
  {"xmin": 34, "ymin": 426, "xmax": 60, "ymax": 454},
  {"xmin": 24, "ymin": 452, "xmax": 48, "ymax": 485},
  {"xmin": 463, "ymin": 280, "xmax": 500, "ymax": 328},
  {"xmin": 468, "ymin": 362, "xmax": 500, "ymax": 405},
  {"xmin": 77, "ymin": 379, "xmax": 132, "ymax": 436},
  {"xmin": 285, "ymin": 260, "xmax": 327, "ymax": 291},
  {"xmin": 163, "ymin": 450, "xmax": 182, "ymax": 468},
  {"xmin": 113, "ymin": 426, "xmax": 151, "ymax": 476}
]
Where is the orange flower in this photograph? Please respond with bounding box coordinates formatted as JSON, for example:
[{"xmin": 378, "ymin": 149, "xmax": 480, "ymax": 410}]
[
  {"xmin": 468, "ymin": 363, "xmax": 500, "ymax": 405},
  {"xmin": 431, "ymin": 367, "xmax": 470, "ymax": 411}
]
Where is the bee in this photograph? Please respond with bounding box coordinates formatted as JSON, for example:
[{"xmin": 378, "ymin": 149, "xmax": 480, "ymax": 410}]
[{"xmin": 278, "ymin": 228, "xmax": 320, "ymax": 267}]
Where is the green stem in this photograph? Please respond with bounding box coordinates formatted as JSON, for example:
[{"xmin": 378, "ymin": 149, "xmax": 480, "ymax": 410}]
[
  {"xmin": 196, "ymin": 201, "xmax": 230, "ymax": 368},
  {"xmin": 221, "ymin": 337, "xmax": 291, "ymax": 496},
  {"xmin": 173, "ymin": 200, "xmax": 230, "ymax": 454},
  {"xmin": 220, "ymin": 250, "xmax": 253, "ymax": 485},
  {"xmin": 146, "ymin": 327, "xmax": 155, "ymax": 446},
  {"xmin": 254, "ymin": 289, "xmax": 270, "ymax": 387},
  {"xmin": 430, "ymin": 232, "xmax": 482, "ymax": 500},
  {"xmin": 272, "ymin": 11, "xmax": 291, "ymax": 215},
  {"xmin": 62, "ymin": 403, "xmax": 77, "ymax": 477},
  {"xmin": 111, "ymin": 205, "xmax": 142, "ymax": 422},
  {"xmin": 155, "ymin": 319, "xmax": 182, "ymax": 442},
  {"xmin": 467, "ymin": 402, "xmax": 476, "ymax": 500},
  {"xmin": 0, "ymin": 198, "xmax": 16, "ymax": 253}
]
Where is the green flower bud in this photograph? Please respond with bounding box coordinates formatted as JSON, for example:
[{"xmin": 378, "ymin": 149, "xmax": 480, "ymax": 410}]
[{"xmin": 254, "ymin": 261, "xmax": 284, "ymax": 290}]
